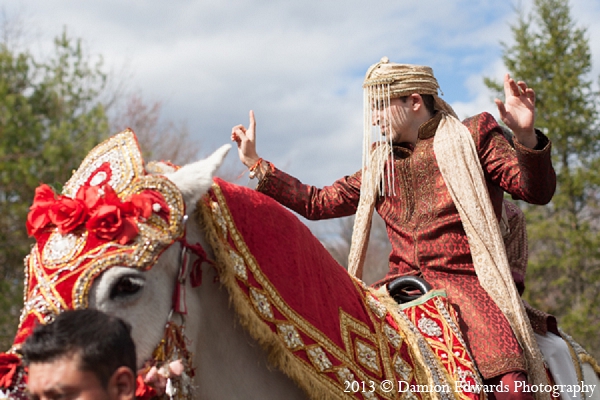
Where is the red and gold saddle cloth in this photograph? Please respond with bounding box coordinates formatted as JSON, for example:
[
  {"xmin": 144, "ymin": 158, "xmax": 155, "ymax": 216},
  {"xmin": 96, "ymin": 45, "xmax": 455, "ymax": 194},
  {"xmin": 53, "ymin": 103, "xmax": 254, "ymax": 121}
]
[{"xmin": 200, "ymin": 178, "xmax": 485, "ymax": 400}]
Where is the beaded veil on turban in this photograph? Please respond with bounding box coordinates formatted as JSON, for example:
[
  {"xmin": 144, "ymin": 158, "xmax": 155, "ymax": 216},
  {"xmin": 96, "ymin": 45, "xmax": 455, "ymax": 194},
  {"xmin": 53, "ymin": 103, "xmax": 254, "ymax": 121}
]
[
  {"xmin": 360, "ymin": 57, "xmax": 457, "ymax": 197},
  {"xmin": 350, "ymin": 57, "xmax": 455, "ymax": 277}
]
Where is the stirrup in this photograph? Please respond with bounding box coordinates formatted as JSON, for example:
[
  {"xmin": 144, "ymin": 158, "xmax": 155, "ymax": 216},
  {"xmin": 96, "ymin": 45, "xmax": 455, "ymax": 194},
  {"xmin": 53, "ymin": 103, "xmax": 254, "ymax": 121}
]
[{"xmin": 387, "ymin": 276, "xmax": 432, "ymax": 304}]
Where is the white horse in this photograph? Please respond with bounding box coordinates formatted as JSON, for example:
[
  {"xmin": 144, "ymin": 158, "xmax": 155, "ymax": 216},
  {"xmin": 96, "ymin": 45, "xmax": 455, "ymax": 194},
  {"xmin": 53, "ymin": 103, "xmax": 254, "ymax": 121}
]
[
  {"xmin": 88, "ymin": 144, "xmax": 308, "ymax": 398},
  {"xmin": 4, "ymin": 131, "xmax": 485, "ymax": 399},
  {"xmin": 90, "ymin": 144, "xmax": 600, "ymax": 400},
  {"xmin": 2, "ymin": 132, "xmax": 598, "ymax": 400}
]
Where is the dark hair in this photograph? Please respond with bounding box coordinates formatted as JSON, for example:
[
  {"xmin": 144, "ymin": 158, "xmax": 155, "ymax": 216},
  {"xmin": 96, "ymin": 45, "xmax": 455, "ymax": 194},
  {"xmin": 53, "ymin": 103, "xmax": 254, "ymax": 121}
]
[
  {"xmin": 399, "ymin": 94, "xmax": 436, "ymax": 116},
  {"xmin": 20, "ymin": 309, "xmax": 137, "ymax": 388}
]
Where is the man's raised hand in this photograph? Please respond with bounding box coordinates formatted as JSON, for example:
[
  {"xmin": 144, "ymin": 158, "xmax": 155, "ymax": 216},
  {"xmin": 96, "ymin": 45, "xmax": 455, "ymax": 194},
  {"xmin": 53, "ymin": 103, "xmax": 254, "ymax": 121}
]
[
  {"xmin": 495, "ymin": 74, "xmax": 538, "ymax": 148},
  {"xmin": 231, "ymin": 110, "xmax": 260, "ymax": 168}
]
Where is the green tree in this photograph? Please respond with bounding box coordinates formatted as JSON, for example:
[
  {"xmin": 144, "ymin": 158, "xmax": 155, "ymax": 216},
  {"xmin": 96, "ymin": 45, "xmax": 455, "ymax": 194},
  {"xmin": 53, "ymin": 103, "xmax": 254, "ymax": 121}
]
[
  {"xmin": 0, "ymin": 30, "xmax": 111, "ymax": 350},
  {"xmin": 485, "ymin": 0, "xmax": 600, "ymax": 358}
]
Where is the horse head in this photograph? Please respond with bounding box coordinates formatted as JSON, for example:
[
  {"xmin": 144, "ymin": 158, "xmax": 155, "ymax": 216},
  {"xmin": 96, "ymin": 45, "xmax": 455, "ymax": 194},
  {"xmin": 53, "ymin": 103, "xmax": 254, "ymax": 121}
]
[
  {"xmin": 0, "ymin": 130, "xmax": 215, "ymax": 393},
  {"xmin": 87, "ymin": 139, "xmax": 231, "ymax": 385},
  {"xmin": 0, "ymin": 129, "xmax": 306, "ymax": 399}
]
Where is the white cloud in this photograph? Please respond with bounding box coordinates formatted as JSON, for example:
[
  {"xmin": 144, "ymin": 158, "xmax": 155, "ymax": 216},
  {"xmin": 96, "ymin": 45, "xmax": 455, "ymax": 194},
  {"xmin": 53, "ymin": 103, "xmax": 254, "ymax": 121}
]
[
  {"xmin": 3, "ymin": 0, "xmax": 600, "ymax": 188},
  {"xmin": 451, "ymin": 59, "xmax": 507, "ymax": 121}
]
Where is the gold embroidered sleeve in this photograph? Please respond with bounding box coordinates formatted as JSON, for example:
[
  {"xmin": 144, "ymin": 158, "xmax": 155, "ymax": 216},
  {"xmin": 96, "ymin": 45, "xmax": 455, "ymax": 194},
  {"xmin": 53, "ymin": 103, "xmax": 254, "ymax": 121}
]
[
  {"xmin": 257, "ymin": 166, "xmax": 362, "ymax": 220},
  {"xmin": 467, "ymin": 113, "xmax": 556, "ymax": 205}
]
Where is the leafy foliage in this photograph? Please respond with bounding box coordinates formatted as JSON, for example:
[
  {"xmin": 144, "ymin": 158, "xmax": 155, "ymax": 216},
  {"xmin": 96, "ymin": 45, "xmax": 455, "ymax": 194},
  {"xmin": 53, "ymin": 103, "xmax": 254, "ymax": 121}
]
[
  {"xmin": 0, "ymin": 30, "xmax": 110, "ymax": 349},
  {"xmin": 485, "ymin": 0, "xmax": 600, "ymax": 358}
]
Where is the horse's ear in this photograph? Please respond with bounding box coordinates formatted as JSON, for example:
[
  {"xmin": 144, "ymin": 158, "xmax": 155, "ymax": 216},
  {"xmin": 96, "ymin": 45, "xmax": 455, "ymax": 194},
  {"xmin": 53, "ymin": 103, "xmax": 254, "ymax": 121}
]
[{"xmin": 165, "ymin": 144, "xmax": 231, "ymax": 211}]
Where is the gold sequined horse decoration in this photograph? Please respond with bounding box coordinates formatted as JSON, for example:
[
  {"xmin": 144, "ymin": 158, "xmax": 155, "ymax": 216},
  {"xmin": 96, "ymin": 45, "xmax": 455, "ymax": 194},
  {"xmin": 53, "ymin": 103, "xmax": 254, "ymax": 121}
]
[{"xmin": 1, "ymin": 130, "xmax": 486, "ymax": 400}]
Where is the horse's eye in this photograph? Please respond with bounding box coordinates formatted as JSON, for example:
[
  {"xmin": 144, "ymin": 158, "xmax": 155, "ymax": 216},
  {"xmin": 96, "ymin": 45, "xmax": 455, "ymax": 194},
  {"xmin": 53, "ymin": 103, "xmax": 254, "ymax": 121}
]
[{"xmin": 110, "ymin": 276, "xmax": 144, "ymax": 300}]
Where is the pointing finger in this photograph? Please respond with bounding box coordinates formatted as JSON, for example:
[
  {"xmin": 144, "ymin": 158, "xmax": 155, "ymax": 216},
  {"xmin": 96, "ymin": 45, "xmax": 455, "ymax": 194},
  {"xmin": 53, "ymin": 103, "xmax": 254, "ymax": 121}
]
[
  {"xmin": 503, "ymin": 73, "xmax": 512, "ymax": 96},
  {"xmin": 248, "ymin": 110, "xmax": 256, "ymax": 141}
]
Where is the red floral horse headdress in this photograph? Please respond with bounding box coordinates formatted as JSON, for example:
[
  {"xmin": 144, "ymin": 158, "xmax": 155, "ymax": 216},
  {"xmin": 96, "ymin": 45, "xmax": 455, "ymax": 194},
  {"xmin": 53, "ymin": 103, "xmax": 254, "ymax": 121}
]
[{"xmin": 0, "ymin": 130, "xmax": 185, "ymax": 394}]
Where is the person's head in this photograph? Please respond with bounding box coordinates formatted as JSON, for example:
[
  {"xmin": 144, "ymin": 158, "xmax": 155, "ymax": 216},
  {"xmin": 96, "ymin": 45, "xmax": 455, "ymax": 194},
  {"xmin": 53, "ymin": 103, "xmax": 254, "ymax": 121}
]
[
  {"xmin": 20, "ymin": 309, "xmax": 137, "ymax": 400},
  {"xmin": 363, "ymin": 57, "xmax": 452, "ymax": 145},
  {"xmin": 371, "ymin": 94, "xmax": 436, "ymax": 144}
]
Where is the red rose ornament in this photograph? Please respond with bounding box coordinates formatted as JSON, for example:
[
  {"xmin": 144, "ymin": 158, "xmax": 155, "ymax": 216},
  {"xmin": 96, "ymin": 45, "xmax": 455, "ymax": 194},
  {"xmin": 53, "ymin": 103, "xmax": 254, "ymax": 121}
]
[
  {"xmin": 26, "ymin": 184, "xmax": 57, "ymax": 237},
  {"xmin": 49, "ymin": 196, "xmax": 87, "ymax": 234}
]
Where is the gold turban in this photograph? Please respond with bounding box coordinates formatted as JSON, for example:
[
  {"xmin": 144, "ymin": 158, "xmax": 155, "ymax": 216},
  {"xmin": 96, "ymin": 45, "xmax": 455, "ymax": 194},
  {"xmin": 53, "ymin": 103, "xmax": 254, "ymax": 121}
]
[
  {"xmin": 363, "ymin": 57, "xmax": 440, "ymax": 98},
  {"xmin": 362, "ymin": 57, "xmax": 457, "ymax": 117}
]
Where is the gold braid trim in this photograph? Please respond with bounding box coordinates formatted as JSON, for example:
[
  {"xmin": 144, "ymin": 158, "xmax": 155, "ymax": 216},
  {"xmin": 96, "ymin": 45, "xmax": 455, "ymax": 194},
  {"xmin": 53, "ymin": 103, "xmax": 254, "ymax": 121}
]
[
  {"xmin": 196, "ymin": 194, "xmax": 346, "ymax": 400},
  {"xmin": 558, "ymin": 330, "xmax": 585, "ymax": 387},
  {"xmin": 579, "ymin": 354, "xmax": 600, "ymax": 376},
  {"xmin": 560, "ymin": 327, "xmax": 600, "ymax": 376}
]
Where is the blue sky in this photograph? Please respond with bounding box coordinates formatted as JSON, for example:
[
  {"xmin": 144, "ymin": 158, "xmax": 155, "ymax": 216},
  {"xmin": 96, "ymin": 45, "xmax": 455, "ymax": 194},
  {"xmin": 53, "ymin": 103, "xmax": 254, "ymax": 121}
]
[{"xmin": 4, "ymin": 0, "xmax": 600, "ymax": 188}]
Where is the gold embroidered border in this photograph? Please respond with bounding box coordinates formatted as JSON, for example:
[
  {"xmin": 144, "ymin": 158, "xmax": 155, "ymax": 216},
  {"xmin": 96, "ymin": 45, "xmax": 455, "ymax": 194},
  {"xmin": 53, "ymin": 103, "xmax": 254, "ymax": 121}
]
[
  {"xmin": 373, "ymin": 287, "xmax": 450, "ymax": 400},
  {"xmin": 200, "ymin": 184, "xmax": 430, "ymax": 399},
  {"xmin": 198, "ymin": 195, "xmax": 354, "ymax": 400},
  {"xmin": 412, "ymin": 139, "xmax": 438, "ymax": 229},
  {"xmin": 340, "ymin": 311, "xmax": 384, "ymax": 378}
]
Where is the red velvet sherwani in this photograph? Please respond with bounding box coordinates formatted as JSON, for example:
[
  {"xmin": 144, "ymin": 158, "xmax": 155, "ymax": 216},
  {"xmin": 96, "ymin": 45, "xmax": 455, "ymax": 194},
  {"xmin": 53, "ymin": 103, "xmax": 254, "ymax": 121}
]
[{"xmin": 256, "ymin": 112, "xmax": 556, "ymax": 379}]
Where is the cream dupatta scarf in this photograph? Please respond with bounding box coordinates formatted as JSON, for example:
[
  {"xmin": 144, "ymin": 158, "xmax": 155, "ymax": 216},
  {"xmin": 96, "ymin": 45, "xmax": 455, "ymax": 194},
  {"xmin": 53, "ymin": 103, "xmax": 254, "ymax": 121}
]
[{"xmin": 433, "ymin": 113, "xmax": 549, "ymax": 398}]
